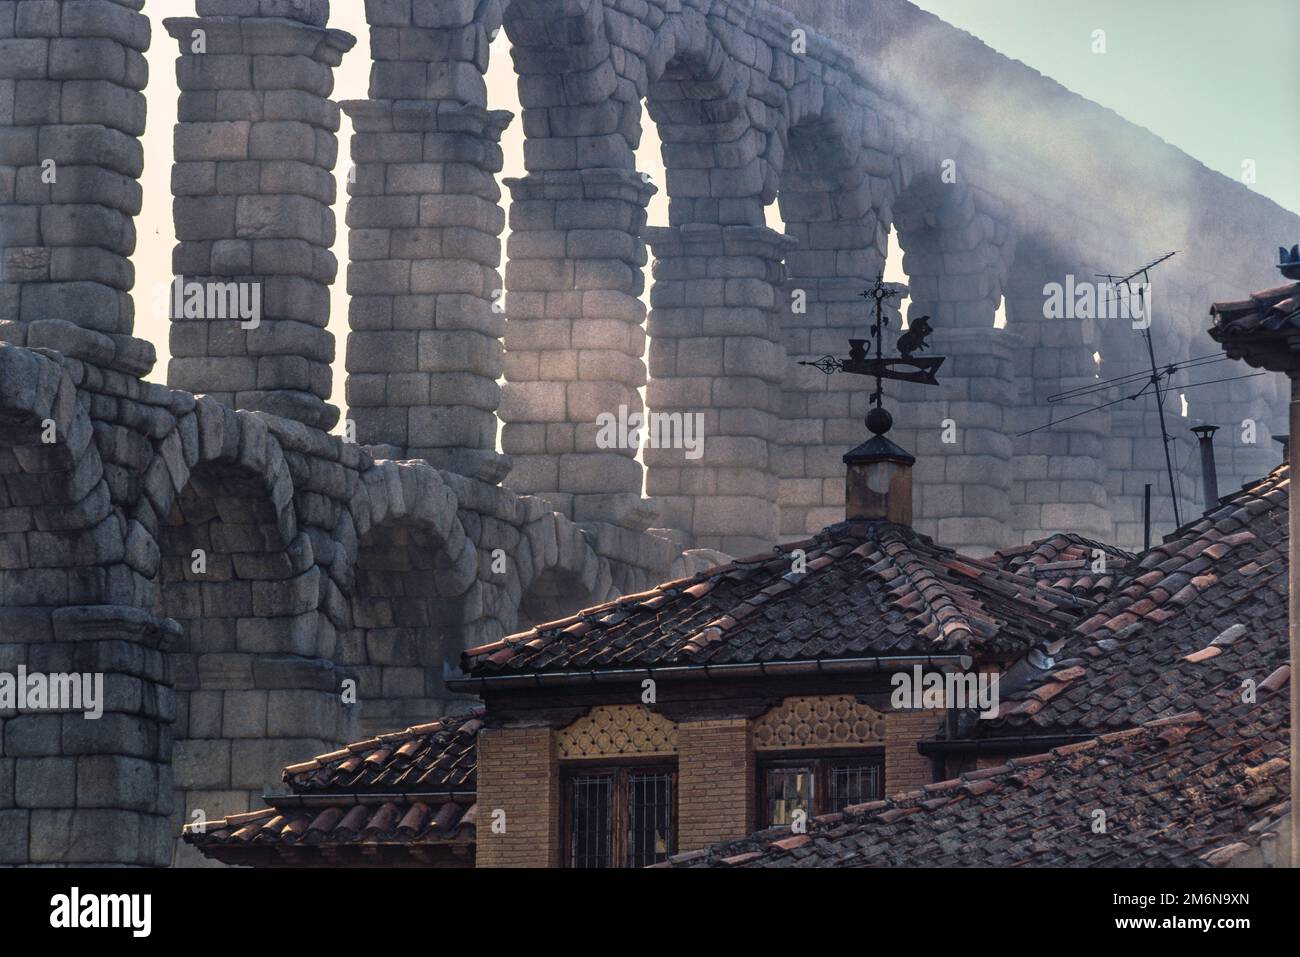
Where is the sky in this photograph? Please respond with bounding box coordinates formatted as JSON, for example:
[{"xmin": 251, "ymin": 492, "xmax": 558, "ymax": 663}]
[
  {"xmin": 134, "ymin": 1, "xmax": 1300, "ymax": 401},
  {"xmin": 910, "ymin": 0, "xmax": 1300, "ymax": 215}
]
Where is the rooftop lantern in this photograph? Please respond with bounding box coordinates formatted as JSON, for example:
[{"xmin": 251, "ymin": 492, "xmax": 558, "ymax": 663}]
[{"xmin": 800, "ymin": 275, "xmax": 946, "ymax": 525}]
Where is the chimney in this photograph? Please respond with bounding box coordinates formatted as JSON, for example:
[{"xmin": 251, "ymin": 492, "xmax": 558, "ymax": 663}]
[
  {"xmin": 1275, "ymin": 434, "xmax": 1290, "ymax": 464},
  {"xmin": 844, "ymin": 407, "xmax": 914, "ymax": 524},
  {"xmin": 1190, "ymin": 424, "xmax": 1220, "ymax": 511}
]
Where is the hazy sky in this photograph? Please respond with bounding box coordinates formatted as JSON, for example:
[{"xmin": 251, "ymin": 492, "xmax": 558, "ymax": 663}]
[
  {"xmin": 135, "ymin": 1, "xmax": 1299, "ymax": 400},
  {"xmin": 911, "ymin": 0, "xmax": 1300, "ymax": 215}
]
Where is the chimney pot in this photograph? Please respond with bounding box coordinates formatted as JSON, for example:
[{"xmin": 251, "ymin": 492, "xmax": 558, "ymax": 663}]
[{"xmin": 1191, "ymin": 424, "xmax": 1220, "ymax": 512}]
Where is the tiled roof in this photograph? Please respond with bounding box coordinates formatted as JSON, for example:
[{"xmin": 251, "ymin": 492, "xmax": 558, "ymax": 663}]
[
  {"xmin": 282, "ymin": 713, "xmax": 480, "ymax": 792},
  {"xmin": 1210, "ymin": 281, "xmax": 1300, "ymax": 338},
  {"xmin": 461, "ymin": 521, "xmax": 1095, "ymax": 677},
  {"xmin": 670, "ymin": 466, "xmax": 1293, "ymax": 869},
  {"xmin": 184, "ymin": 799, "xmax": 477, "ymax": 860},
  {"xmin": 1209, "ymin": 281, "xmax": 1300, "ymax": 374},
  {"xmin": 982, "ymin": 466, "xmax": 1287, "ymax": 736},
  {"xmin": 665, "ymin": 683, "xmax": 1290, "ymax": 869},
  {"xmin": 984, "ymin": 533, "xmax": 1134, "ymax": 601},
  {"xmin": 184, "ymin": 714, "xmax": 481, "ymax": 863}
]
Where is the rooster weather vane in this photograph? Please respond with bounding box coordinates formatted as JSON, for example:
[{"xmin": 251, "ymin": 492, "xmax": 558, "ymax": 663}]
[{"xmin": 800, "ymin": 275, "xmax": 945, "ymax": 433}]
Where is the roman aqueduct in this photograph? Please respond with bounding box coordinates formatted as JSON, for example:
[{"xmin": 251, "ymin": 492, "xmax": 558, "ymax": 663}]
[{"xmin": 1, "ymin": 0, "xmax": 1297, "ymax": 865}]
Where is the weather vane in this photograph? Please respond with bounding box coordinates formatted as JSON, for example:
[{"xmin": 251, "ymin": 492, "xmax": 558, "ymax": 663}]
[{"xmin": 800, "ymin": 274, "xmax": 945, "ymax": 432}]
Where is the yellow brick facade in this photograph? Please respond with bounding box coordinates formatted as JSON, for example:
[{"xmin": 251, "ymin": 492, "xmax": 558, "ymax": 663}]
[
  {"xmin": 884, "ymin": 708, "xmax": 943, "ymax": 794},
  {"xmin": 475, "ymin": 698, "xmax": 941, "ymax": 867},
  {"xmin": 476, "ymin": 726, "xmax": 560, "ymax": 868},
  {"xmin": 676, "ymin": 719, "xmax": 755, "ymax": 851}
]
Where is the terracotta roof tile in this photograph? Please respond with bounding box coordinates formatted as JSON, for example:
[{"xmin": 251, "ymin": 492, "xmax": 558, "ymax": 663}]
[
  {"xmin": 280, "ymin": 712, "xmax": 480, "ymax": 793},
  {"xmin": 672, "ymin": 683, "xmax": 1289, "ymax": 869},
  {"xmin": 185, "ymin": 799, "xmax": 476, "ymax": 857},
  {"xmin": 977, "ymin": 464, "xmax": 1289, "ymax": 737},
  {"xmin": 984, "ymin": 533, "xmax": 1134, "ymax": 601},
  {"xmin": 462, "ymin": 522, "xmax": 1096, "ymax": 677},
  {"xmin": 184, "ymin": 712, "xmax": 483, "ymax": 865}
]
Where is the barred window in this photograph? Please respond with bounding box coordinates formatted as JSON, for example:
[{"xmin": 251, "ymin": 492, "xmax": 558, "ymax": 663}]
[
  {"xmin": 564, "ymin": 766, "xmax": 677, "ymax": 868},
  {"xmin": 759, "ymin": 755, "xmax": 884, "ymax": 827}
]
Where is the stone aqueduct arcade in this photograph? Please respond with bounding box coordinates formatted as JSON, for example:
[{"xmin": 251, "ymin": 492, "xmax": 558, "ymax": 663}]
[{"xmin": 0, "ymin": 0, "xmax": 1297, "ymax": 865}]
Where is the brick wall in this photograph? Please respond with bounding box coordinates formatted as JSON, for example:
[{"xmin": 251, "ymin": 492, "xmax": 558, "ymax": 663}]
[
  {"xmin": 676, "ymin": 719, "xmax": 754, "ymax": 852},
  {"xmin": 473, "ymin": 706, "xmax": 940, "ymax": 866},
  {"xmin": 475, "ymin": 726, "xmax": 559, "ymax": 868},
  {"xmin": 885, "ymin": 709, "xmax": 942, "ymax": 794}
]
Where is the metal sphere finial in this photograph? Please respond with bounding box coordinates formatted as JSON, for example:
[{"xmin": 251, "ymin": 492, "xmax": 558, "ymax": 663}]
[{"xmin": 866, "ymin": 406, "xmax": 893, "ymax": 436}]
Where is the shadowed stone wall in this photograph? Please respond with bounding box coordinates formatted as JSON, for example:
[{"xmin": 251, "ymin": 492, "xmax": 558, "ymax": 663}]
[{"xmin": 2, "ymin": 0, "xmax": 1300, "ymax": 867}]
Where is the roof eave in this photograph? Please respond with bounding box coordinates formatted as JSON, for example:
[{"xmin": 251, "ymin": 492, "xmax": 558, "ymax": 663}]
[{"xmin": 448, "ymin": 653, "xmax": 980, "ymax": 693}]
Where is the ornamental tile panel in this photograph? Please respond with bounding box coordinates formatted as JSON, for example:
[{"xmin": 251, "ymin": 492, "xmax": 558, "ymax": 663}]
[
  {"xmin": 753, "ymin": 695, "xmax": 887, "ymax": 751},
  {"xmin": 557, "ymin": 705, "xmax": 679, "ymax": 759}
]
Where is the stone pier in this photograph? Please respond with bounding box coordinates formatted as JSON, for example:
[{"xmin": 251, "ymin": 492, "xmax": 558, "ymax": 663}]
[
  {"xmin": 165, "ymin": 1, "xmax": 355, "ymax": 431},
  {"xmin": 0, "ymin": 0, "xmax": 154, "ymax": 377},
  {"xmin": 342, "ymin": 0, "xmax": 511, "ymax": 480},
  {"xmin": 646, "ymin": 223, "xmax": 793, "ymax": 555},
  {"xmin": 501, "ymin": 169, "xmax": 655, "ymax": 526}
]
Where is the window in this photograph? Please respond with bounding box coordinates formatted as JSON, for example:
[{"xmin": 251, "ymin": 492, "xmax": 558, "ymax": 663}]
[
  {"xmin": 760, "ymin": 755, "xmax": 884, "ymax": 827},
  {"xmin": 564, "ymin": 766, "xmax": 676, "ymax": 868}
]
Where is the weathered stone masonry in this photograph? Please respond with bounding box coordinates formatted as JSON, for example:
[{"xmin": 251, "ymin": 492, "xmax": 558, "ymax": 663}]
[
  {"xmin": 167, "ymin": 0, "xmax": 353, "ymax": 432},
  {"xmin": 0, "ymin": 1, "xmax": 702, "ymax": 867},
  {"xmin": 2, "ymin": 0, "xmax": 1300, "ymax": 867},
  {"xmin": 343, "ymin": 0, "xmax": 513, "ymax": 482}
]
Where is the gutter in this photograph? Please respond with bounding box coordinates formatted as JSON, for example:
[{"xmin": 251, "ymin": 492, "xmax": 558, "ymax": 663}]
[
  {"xmin": 447, "ymin": 654, "xmax": 975, "ymax": 693},
  {"xmin": 263, "ymin": 790, "xmax": 476, "ymax": 809},
  {"xmin": 917, "ymin": 732, "xmax": 1098, "ymax": 756}
]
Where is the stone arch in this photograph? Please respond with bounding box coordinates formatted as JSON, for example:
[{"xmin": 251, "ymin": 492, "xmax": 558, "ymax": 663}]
[
  {"xmin": 881, "ymin": 169, "xmax": 1019, "ymax": 554},
  {"xmin": 512, "ymin": 513, "xmax": 612, "ymax": 633},
  {"xmin": 150, "ymin": 404, "xmax": 373, "ymax": 866},
  {"xmin": 132, "ymin": 400, "xmax": 298, "ymax": 561},
  {"xmin": 778, "ymin": 97, "xmax": 887, "ymax": 289},
  {"xmin": 774, "ymin": 86, "xmax": 896, "ymax": 538},
  {"xmin": 644, "ymin": 7, "xmax": 770, "ymax": 225},
  {"xmin": 154, "ymin": 448, "xmax": 339, "ymax": 867},
  {"xmin": 0, "ymin": 348, "xmax": 120, "ymax": 608},
  {"xmin": 891, "ymin": 169, "xmax": 1009, "ymax": 333},
  {"xmin": 504, "ymin": 0, "xmax": 637, "ymax": 172},
  {"xmin": 337, "ymin": 460, "xmax": 479, "ymax": 736}
]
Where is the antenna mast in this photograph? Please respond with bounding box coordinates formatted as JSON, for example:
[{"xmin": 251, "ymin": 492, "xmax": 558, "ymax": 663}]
[
  {"xmin": 1023, "ymin": 251, "xmax": 1263, "ymax": 533},
  {"xmin": 1110, "ymin": 254, "xmax": 1184, "ymax": 529}
]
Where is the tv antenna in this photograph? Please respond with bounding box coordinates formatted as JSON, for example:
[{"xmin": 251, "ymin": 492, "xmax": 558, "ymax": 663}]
[{"xmin": 1019, "ymin": 251, "xmax": 1264, "ymax": 531}]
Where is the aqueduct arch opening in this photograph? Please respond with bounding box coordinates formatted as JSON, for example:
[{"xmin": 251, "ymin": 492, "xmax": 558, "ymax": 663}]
[
  {"xmin": 516, "ymin": 565, "xmax": 598, "ymax": 634},
  {"xmin": 3, "ymin": 0, "xmax": 1300, "ymax": 871},
  {"xmin": 156, "ymin": 460, "xmax": 345, "ymax": 866},
  {"xmin": 341, "ymin": 519, "xmax": 475, "ymax": 737}
]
